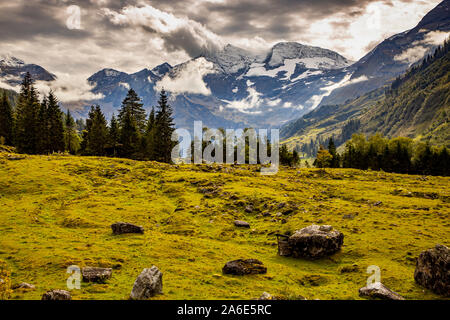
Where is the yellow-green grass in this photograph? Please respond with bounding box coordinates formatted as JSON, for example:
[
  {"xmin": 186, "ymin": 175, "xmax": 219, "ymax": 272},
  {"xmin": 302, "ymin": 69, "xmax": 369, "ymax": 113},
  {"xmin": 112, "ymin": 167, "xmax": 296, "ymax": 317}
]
[{"xmin": 0, "ymin": 152, "xmax": 449, "ymax": 300}]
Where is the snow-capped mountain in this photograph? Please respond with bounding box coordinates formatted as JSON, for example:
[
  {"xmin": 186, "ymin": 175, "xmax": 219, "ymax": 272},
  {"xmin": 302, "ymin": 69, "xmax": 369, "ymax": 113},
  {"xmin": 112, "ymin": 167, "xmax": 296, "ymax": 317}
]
[
  {"xmin": 0, "ymin": 54, "xmax": 55, "ymax": 86},
  {"xmin": 81, "ymin": 41, "xmax": 354, "ymax": 129}
]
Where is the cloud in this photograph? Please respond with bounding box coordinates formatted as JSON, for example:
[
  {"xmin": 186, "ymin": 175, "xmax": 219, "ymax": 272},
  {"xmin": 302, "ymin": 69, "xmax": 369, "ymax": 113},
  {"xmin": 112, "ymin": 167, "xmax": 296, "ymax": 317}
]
[
  {"xmin": 102, "ymin": 4, "xmax": 224, "ymax": 57},
  {"xmin": 34, "ymin": 72, "xmax": 104, "ymax": 105},
  {"xmin": 155, "ymin": 57, "xmax": 215, "ymax": 95},
  {"xmin": 394, "ymin": 30, "xmax": 450, "ymax": 64}
]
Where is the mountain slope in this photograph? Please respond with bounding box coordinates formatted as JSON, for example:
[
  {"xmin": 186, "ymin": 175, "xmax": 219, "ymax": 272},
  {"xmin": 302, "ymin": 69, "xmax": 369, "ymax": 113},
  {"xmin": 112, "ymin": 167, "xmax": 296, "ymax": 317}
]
[
  {"xmin": 0, "ymin": 55, "xmax": 55, "ymax": 86},
  {"xmin": 320, "ymin": 0, "xmax": 450, "ymax": 107},
  {"xmin": 282, "ymin": 40, "xmax": 450, "ymax": 149}
]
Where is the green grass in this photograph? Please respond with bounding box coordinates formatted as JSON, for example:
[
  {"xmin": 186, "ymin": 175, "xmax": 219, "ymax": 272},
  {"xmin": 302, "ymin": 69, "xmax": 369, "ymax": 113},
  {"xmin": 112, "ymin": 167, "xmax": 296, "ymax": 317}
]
[{"xmin": 0, "ymin": 152, "xmax": 449, "ymax": 300}]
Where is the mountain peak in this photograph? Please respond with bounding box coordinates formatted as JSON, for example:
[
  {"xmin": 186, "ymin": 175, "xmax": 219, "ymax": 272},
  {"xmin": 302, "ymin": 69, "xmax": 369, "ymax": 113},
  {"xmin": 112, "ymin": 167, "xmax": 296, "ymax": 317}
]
[
  {"xmin": 266, "ymin": 41, "xmax": 351, "ymax": 69},
  {"xmin": 0, "ymin": 54, "xmax": 25, "ymax": 67},
  {"xmin": 152, "ymin": 62, "xmax": 172, "ymax": 77}
]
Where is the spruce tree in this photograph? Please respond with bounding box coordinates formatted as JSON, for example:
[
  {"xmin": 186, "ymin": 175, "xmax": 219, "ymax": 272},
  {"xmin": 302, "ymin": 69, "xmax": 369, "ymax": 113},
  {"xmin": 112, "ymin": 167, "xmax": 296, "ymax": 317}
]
[
  {"xmin": 64, "ymin": 109, "xmax": 79, "ymax": 154},
  {"xmin": 327, "ymin": 137, "xmax": 339, "ymax": 168},
  {"xmin": 144, "ymin": 108, "xmax": 156, "ymax": 160},
  {"xmin": 14, "ymin": 72, "xmax": 40, "ymax": 154},
  {"xmin": 46, "ymin": 91, "xmax": 65, "ymax": 153},
  {"xmin": 37, "ymin": 95, "xmax": 49, "ymax": 153},
  {"xmin": 87, "ymin": 105, "xmax": 108, "ymax": 156},
  {"xmin": 108, "ymin": 114, "xmax": 120, "ymax": 157},
  {"xmin": 119, "ymin": 109, "xmax": 141, "ymax": 157},
  {"xmin": 0, "ymin": 92, "xmax": 13, "ymax": 145},
  {"xmin": 154, "ymin": 89, "xmax": 176, "ymax": 163},
  {"xmin": 118, "ymin": 88, "xmax": 146, "ymax": 133}
]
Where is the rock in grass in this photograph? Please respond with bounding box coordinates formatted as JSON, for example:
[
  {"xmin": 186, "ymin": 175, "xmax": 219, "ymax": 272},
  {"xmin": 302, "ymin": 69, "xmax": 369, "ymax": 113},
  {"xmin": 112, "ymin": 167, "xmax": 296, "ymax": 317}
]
[
  {"xmin": 222, "ymin": 259, "xmax": 267, "ymax": 275},
  {"xmin": 286, "ymin": 224, "xmax": 343, "ymax": 259},
  {"xmin": 82, "ymin": 267, "xmax": 112, "ymax": 283},
  {"xmin": 234, "ymin": 220, "xmax": 250, "ymax": 228},
  {"xmin": 111, "ymin": 222, "xmax": 144, "ymax": 235},
  {"xmin": 414, "ymin": 244, "xmax": 449, "ymax": 296},
  {"xmin": 12, "ymin": 282, "xmax": 35, "ymax": 290},
  {"xmin": 359, "ymin": 282, "xmax": 404, "ymax": 300},
  {"xmin": 130, "ymin": 266, "xmax": 163, "ymax": 300},
  {"xmin": 259, "ymin": 292, "xmax": 274, "ymax": 300},
  {"xmin": 41, "ymin": 289, "xmax": 71, "ymax": 300}
]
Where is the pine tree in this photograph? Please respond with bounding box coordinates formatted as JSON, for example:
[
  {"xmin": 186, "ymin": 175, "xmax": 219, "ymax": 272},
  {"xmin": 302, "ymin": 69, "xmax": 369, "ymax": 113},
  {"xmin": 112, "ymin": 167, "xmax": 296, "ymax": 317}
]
[
  {"xmin": 144, "ymin": 108, "xmax": 156, "ymax": 160},
  {"xmin": 14, "ymin": 72, "xmax": 40, "ymax": 154},
  {"xmin": 108, "ymin": 114, "xmax": 120, "ymax": 157},
  {"xmin": 0, "ymin": 92, "xmax": 13, "ymax": 145},
  {"xmin": 327, "ymin": 137, "xmax": 339, "ymax": 168},
  {"xmin": 46, "ymin": 91, "xmax": 65, "ymax": 153},
  {"xmin": 36, "ymin": 95, "xmax": 49, "ymax": 153},
  {"xmin": 118, "ymin": 88, "xmax": 146, "ymax": 133},
  {"xmin": 154, "ymin": 89, "xmax": 176, "ymax": 163},
  {"xmin": 64, "ymin": 109, "xmax": 79, "ymax": 154},
  {"xmin": 83, "ymin": 105, "xmax": 108, "ymax": 156},
  {"xmin": 119, "ymin": 109, "xmax": 141, "ymax": 157}
]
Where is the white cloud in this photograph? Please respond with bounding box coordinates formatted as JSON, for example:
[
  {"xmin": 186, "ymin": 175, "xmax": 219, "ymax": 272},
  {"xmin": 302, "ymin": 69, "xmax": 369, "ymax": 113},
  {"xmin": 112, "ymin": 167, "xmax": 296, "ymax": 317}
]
[
  {"xmin": 119, "ymin": 82, "xmax": 130, "ymax": 90},
  {"xmin": 34, "ymin": 72, "xmax": 104, "ymax": 104},
  {"xmin": 394, "ymin": 30, "xmax": 450, "ymax": 64},
  {"xmin": 155, "ymin": 57, "xmax": 215, "ymax": 95}
]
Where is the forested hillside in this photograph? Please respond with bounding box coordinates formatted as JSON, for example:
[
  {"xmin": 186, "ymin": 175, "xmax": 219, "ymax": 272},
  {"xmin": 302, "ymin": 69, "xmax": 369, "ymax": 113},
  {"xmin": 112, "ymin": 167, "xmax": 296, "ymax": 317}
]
[{"xmin": 282, "ymin": 40, "xmax": 450, "ymax": 153}]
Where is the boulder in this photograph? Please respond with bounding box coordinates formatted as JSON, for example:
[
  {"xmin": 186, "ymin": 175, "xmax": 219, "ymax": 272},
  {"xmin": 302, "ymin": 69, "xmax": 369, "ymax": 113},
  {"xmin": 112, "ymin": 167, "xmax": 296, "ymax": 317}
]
[
  {"xmin": 359, "ymin": 282, "xmax": 404, "ymax": 300},
  {"xmin": 414, "ymin": 244, "xmax": 449, "ymax": 296},
  {"xmin": 234, "ymin": 220, "xmax": 250, "ymax": 228},
  {"xmin": 284, "ymin": 225, "xmax": 344, "ymax": 259},
  {"xmin": 259, "ymin": 292, "xmax": 274, "ymax": 300},
  {"xmin": 130, "ymin": 266, "xmax": 163, "ymax": 300},
  {"xmin": 222, "ymin": 259, "xmax": 267, "ymax": 275},
  {"xmin": 82, "ymin": 267, "xmax": 112, "ymax": 283},
  {"xmin": 111, "ymin": 222, "xmax": 144, "ymax": 235},
  {"xmin": 41, "ymin": 289, "xmax": 71, "ymax": 300},
  {"xmin": 12, "ymin": 282, "xmax": 35, "ymax": 290}
]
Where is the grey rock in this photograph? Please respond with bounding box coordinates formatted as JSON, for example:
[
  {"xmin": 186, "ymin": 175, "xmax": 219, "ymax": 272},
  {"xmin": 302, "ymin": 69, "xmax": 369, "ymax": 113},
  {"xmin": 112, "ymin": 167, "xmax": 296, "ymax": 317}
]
[
  {"xmin": 359, "ymin": 282, "xmax": 404, "ymax": 300},
  {"xmin": 282, "ymin": 224, "xmax": 344, "ymax": 259},
  {"xmin": 12, "ymin": 282, "xmax": 35, "ymax": 290},
  {"xmin": 82, "ymin": 267, "xmax": 112, "ymax": 283},
  {"xmin": 130, "ymin": 266, "xmax": 163, "ymax": 300},
  {"xmin": 111, "ymin": 222, "xmax": 144, "ymax": 235},
  {"xmin": 259, "ymin": 292, "xmax": 274, "ymax": 300},
  {"xmin": 414, "ymin": 244, "xmax": 449, "ymax": 296},
  {"xmin": 222, "ymin": 259, "xmax": 267, "ymax": 275},
  {"xmin": 41, "ymin": 289, "xmax": 71, "ymax": 300},
  {"xmin": 234, "ymin": 220, "xmax": 250, "ymax": 228}
]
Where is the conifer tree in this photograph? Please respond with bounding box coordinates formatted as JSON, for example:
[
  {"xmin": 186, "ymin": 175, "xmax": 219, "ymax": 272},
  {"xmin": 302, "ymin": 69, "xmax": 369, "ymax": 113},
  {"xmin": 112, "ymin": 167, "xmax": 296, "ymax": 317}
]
[
  {"xmin": 144, "ymin": 108, "xmax": 156, "ymax": 160},
  {"xmin": 108, "ymin": 114, "xmax": 120, "ymax": 157},
  {"xmin": 119, "ymin": 109, "xmax": 141, "ymax": 157},
  {"xmin": 118, "ymin": 88, "xmax": 146, "ymax": 133},
  {"xmin": 14, "ymin": 72, "xmax": 40, "ymax": 154},
  {"xmin": 154, "ymin": 89, "xmax": 176, "ymax": 163},
  {"xmin": 64, "ymin": 109, "xmax": 79, "ymax": 154},
  {"xmin": 36, "ymin": 95, "xmax": 49, "ymax": 153},
  {"xmin": 0, "ymin": 92, "xmax": 13, "ymax": 145},
  {"xmin": 83, "ymin": 105, "xmax": 108, "ymax": 156},
  {"xmin": 46, "ymin": 91, "xmax": 65, "ymax": 153},
  {"xmin": 327, "ymin": 137, "xmax": 340, "ymax": 168}
]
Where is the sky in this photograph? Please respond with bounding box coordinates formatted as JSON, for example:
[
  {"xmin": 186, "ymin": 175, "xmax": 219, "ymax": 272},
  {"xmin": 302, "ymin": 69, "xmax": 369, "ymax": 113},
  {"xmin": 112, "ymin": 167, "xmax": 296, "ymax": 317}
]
[{"xmin": 0, "ymin": 0, "xmax": 443, "ymax": 101}]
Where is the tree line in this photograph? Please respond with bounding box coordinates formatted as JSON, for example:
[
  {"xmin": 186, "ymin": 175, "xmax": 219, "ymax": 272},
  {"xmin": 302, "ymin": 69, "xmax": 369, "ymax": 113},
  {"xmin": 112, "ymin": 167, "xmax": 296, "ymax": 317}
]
[
  {"xmin": 0, "ymin": 72, "xmax": 176, "ymax": 162},
  {"xmin": 314, "ymin": 134, "xmax": 449, "ymax": 176}
]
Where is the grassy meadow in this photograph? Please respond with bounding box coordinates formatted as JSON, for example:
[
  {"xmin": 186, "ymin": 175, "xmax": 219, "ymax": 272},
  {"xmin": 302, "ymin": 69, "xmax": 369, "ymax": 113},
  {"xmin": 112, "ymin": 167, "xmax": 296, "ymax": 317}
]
[{"xmin": 0, "ymin": 150, "xmax": 449, "ymax": 300}]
